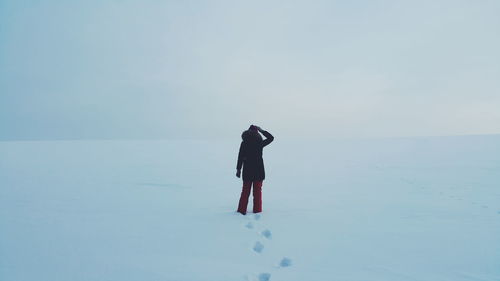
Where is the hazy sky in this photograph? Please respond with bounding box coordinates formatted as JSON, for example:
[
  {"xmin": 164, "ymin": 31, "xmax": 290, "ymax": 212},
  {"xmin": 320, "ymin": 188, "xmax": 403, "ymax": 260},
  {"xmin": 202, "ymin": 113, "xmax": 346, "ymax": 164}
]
[{"xmin": 1, "ymin": 0, "xmax": 499, "ymax": 140}]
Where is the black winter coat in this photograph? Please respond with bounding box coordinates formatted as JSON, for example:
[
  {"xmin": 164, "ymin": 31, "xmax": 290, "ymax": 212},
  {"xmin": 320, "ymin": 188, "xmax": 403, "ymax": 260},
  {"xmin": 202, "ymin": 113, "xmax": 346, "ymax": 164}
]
[{"xmin": 237, "ymin": 130, "xmax": 274, "ymax": 181}]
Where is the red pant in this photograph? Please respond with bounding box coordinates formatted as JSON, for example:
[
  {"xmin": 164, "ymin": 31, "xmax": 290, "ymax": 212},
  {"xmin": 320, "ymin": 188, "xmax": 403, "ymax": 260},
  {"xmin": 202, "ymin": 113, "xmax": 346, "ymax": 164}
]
[{"xmin": 237, "ymin": 181, "xmax": 263, "ymax": 215}]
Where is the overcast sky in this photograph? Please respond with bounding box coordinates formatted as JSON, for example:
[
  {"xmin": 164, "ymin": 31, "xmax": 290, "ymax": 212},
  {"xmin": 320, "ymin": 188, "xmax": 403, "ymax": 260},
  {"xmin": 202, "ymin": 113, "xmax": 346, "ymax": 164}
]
[{"xmin": 1, "ymin": 0, "xmax": 499, "ymax": 140}]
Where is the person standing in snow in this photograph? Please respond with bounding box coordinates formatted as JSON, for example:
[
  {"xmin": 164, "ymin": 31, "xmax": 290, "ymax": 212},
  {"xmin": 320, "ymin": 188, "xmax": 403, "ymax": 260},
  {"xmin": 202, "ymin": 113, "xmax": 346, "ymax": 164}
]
[{"xmin": 236, "ymin": 125, "xmax": 274, "ymax": 215}]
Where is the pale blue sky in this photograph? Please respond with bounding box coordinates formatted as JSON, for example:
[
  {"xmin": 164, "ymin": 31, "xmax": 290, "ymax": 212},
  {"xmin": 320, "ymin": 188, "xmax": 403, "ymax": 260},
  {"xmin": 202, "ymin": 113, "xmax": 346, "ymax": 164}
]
[{"xmin": 1, "ymin": 0, "xmax": 499, "ymax": 140}]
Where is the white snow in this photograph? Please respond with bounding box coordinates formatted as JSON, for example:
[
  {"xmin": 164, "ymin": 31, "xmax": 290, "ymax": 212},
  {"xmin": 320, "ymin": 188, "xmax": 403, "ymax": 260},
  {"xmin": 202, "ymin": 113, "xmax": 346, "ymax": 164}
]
[{"xmin": 1, "ymin": 136, "xmax": 499, "ymax": 281}]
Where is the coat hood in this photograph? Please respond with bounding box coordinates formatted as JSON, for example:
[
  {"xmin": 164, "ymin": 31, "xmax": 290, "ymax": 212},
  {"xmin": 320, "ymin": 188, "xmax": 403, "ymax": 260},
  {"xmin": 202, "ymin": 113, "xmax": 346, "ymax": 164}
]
[{"xmin": 241, "ymin": 129, "xmax": 263, "ymax": 142}]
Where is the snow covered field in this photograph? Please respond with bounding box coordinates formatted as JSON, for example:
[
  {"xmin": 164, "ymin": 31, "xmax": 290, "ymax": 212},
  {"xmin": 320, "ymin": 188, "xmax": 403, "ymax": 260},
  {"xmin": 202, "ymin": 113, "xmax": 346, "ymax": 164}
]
[{"xmin": 1, "ymin": 135, "xmax": 499, "ymax": 281}]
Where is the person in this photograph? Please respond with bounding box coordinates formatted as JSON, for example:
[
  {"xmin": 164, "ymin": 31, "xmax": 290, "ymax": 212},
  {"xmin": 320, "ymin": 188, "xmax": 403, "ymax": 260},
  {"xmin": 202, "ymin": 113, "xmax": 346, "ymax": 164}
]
[{"xmin": 236, "ymin": 125, "xmax": 274, "ymax": 215}]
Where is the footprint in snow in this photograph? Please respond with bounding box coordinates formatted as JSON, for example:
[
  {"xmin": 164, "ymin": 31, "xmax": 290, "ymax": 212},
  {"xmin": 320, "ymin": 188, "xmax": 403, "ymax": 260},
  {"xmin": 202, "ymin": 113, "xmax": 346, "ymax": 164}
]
[
  {"xmin": 254, "ymin": 214, "xmax": 261, "ymax": 221},
  {"xmin": 253, "ymin": 241, "xmax": 264, "ymax": 253},
  {"xmin": 279, "ymin": 257, "xmax": 292, "ymax": 268},
  {"xmin": 261, "ymin": 229, "xmax": 272, "ymax": 239},
  {"xmin": 245, "ymin": 222, "xmax": 254, "ymax": 229},
  {"xmin": 258, "ymin": 273, "xmax": 271, "ymax": 281}
]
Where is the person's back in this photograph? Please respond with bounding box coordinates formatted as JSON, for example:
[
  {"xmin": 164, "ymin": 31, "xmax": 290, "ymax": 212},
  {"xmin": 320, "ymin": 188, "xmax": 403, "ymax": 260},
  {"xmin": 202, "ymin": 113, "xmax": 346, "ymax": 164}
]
[
  {"xmin": 236, "ymin": 125, "xmax": 274, "ymax": 215},
  {"xmin": 241, "ymin": 139, "xmax": 263, "ymax": 159}
]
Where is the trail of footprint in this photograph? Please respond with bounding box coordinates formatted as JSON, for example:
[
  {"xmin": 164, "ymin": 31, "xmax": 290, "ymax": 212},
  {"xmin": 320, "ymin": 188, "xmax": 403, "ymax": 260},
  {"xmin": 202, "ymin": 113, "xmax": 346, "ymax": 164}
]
[{"xmin": 242, "ymin": 213, "xmax": 293, "ymax": 280}]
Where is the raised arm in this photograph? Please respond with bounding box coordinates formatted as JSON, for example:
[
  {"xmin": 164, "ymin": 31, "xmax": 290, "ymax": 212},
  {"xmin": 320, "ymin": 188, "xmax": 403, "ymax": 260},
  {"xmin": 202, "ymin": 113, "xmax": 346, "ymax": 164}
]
[{"xmin": 260, "ymin": 129, "xmax": 274, "ymax": 147}]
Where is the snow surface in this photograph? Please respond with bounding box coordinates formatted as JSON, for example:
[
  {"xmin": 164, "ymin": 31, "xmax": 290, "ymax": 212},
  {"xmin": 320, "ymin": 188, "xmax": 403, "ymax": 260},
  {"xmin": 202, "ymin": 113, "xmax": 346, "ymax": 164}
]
[{"xmin": 1, "ymin": 136, "xmax": 499, "ymax": 281}]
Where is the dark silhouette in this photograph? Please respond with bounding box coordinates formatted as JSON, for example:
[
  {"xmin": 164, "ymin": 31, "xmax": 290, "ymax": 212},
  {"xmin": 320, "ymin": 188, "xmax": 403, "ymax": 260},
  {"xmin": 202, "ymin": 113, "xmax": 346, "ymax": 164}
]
[{"xmin": 236, "ymin": 125, "xmax": 274, "ymax": 215}]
